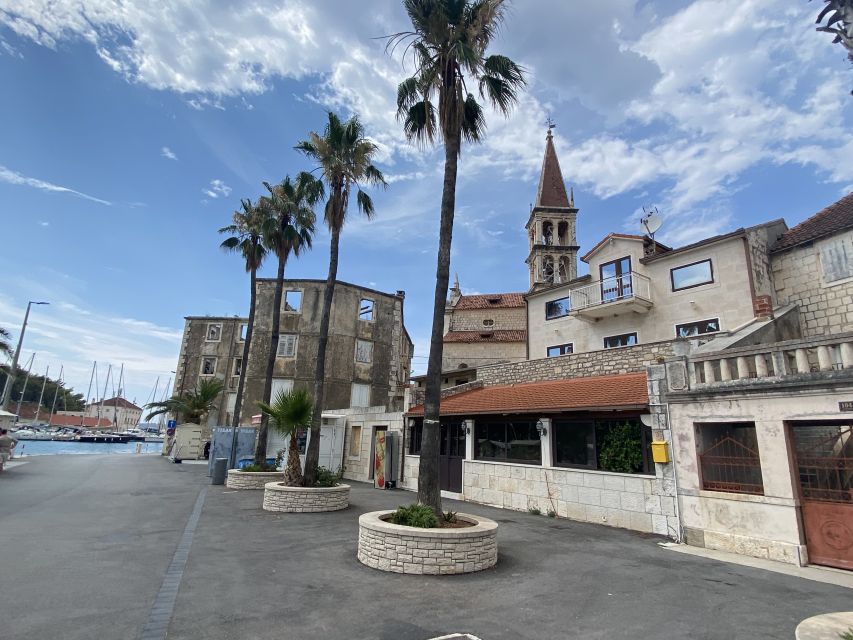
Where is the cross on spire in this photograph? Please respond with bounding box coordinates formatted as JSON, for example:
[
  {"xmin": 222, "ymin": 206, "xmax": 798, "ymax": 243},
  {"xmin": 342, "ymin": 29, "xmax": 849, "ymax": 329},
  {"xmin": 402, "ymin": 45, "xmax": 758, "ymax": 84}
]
[{"xmin": 546, "ymin": 116, "xmax": 556, "ymax": 138}]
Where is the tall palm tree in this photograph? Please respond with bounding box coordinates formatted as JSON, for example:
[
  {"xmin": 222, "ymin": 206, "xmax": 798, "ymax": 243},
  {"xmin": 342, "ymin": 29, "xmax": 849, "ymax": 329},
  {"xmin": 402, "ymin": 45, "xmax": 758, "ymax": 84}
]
[
  {"xmin": 253, "ymin": 173, "xmax": 322, "ymax": 465},
  {"xmin": 257, "ymin": 388, "xmax": 314, "ymax": 486},
  {"xmin": 144, "ymin": 378, "xmax": 224, "ymax": 425},
  {"xmin": 0, "ymin": 327, "xmax": 12, "ymax": 358},
  {"xmin": 295, "ymin": 111, "xmax": 386, "ymax": 486},
  {"xmin": 814, "ymin": 0, "xmax": 853, "ymax": 94},
  {"xmin": 389, "ymin": 0, "xmax": 526, "ymax": 512},
  {"xmin": 219, "ymin": 198, "xmax": 273, "ymax": 466}
]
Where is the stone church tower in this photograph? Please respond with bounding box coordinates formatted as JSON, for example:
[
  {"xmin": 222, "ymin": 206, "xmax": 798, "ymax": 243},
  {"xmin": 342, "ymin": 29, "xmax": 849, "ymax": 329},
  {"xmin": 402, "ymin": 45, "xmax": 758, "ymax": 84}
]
[{"xmin": 525, "ymin": 128, "xmax": 579, "ymax": 290}]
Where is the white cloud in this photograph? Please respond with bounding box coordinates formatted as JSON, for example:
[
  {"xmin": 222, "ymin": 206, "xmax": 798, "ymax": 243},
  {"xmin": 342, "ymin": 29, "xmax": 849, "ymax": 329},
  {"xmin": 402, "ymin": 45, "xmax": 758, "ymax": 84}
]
[
  {"xmin": 160, "ymin": 146, "xmax": 178, "ymax": 161},
  {"xmin": 202, "ymin": 179, "xmax": 231, "ymax": 199},
  {"xmin": 0, "ymin": 164, "xmax": 112, "ymax": 205},
  {"xmin": 38, "ymin": 221, "xmax": 49, "ymax": 227}
]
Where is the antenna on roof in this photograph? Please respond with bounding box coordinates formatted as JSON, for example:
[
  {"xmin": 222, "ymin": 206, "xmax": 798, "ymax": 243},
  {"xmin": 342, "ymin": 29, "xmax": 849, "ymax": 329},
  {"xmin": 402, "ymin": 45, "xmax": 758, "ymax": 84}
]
[{"xmin": 640, "ymin": 206, "xmax": 663, "ymax": 256}]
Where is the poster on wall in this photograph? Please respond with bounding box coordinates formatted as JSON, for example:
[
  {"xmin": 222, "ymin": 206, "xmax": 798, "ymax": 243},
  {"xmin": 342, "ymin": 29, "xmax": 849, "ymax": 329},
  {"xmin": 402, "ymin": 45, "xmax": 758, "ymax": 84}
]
[{"xmin": 374, "ymin": 430, "xmax": 386, "ymax": 489}]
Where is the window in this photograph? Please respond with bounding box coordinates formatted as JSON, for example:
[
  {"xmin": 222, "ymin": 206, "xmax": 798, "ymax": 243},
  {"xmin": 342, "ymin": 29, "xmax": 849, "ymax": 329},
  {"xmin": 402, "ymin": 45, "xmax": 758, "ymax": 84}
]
[
  {"xmin": 554, "ymin": 419, "xmax": 652, "ymax": 474},
  {"xmin": 277, "ymin": 334, "xmax": 298, "ymax": 358},
  {"xmin": 351, "ymin": 383, "xmax": 370, "ymax": 408},
  {"xmin": 545, "ymin": 296, "xmax": 571, "ymax": 319},
  {"xmin": 284, "ymin": 290, "xmax": 302, "ymax": 313},
  {"xmin": 349, "ymin": 425, "xmax": 362, "ymax": 457},
  {"xmin": 408, "ymin": 420, "xmax": 423, "ymax": 454},
  {"xmin": 483, "ymin": 319, "xmax": 494, "ymax": 327},
  {"xmin": 600, "ymin": 256, "xmax": 632, "ymax": 302},
  {"xmin": 819, "ymin": 236, "xmax": 853, "ymax": 283},
  {"xmin": 671, "ymin": 259, "xmax": 714, "ymax": 291},
  {"xmin": 604, "ymin": 332, "xmax": 638, "ymax": 349},
  {"xmin": 206, "ymin": 323, "xmax": 222, "ymax": 342},
  {"xmin": 232, "ymin": 358, "xmax": 243, "ymax": 377},
  {"xmin": 359, "ymin": 299, "xmax": 374, "ymax": 321},
  {"xmin": 200, "ymin": 357, "xmax": 216, "ymax": 376},
  {"xmin": 355, "ymin": 339, "xmax": 373, "ymax": 363},
  {"xmin": 474, "ymin": 419, "xmax": 541, "ymax": 465},
  {"xmin": 239, "ymin": 324, "xmax": 248, "ymax": 341},
  {"xmin": 696, "ymin": 422, "xmax": 763, "ymax": 495},
  {"xmin": 676, "ymin": 318, "xmax": 720, "ymax": 338},
  {"xmin": 547, "ymin": 343, "xmax": 573, "ymax": 357},
  {"xmin": 271, "ymin": 378, "xmax": 293, "ymax": 400}
]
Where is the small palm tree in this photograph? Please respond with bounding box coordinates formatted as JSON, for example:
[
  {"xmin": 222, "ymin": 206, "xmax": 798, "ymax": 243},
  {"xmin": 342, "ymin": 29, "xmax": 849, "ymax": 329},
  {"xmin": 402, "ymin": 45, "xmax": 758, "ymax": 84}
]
[
  {"xmin": 144, "ymin": 378, "xmax": 224, "ymax": 425},
  {"xmin": 0, "ymin": 327, "xmax": 12, "ymax": 358},
  {"xmin": 257, "ymin": 388, "xmax": 313, "ymax": 486},
  {"xmin": 219, "ymin": 198, "xmax": 273, "ymax": 464},
  {"xmin": 388, "ymin": 0, "xmax": 525, "ymax": 512},
  {"xmin": 253, "ymin": 173, "xmax": 322, "ymax": 465},
  {"xmin": 296, "ymin": 111, "xmax": 386, "ymax": 486}
]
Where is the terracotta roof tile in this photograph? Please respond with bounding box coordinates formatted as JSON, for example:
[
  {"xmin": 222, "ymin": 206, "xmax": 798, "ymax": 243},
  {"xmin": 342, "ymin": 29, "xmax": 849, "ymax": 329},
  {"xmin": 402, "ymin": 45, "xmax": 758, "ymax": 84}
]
[
  {"xmin": 47, "ymin": 415, "xmax": 112, "ymax": 428},
  {"xmin": 444, "ymin": 330, "xmax": 527, "ymax": 343},
  {"xmin": 453, "ymin": 293, "xmax": 525, "ymax": 310},
  {"xmin": 772, "ymin": 192, "xmax": 853, "ymax": 252},
  {"xmin": 406, "ymin": 372, "xmax": 648, "ymax": 416}
]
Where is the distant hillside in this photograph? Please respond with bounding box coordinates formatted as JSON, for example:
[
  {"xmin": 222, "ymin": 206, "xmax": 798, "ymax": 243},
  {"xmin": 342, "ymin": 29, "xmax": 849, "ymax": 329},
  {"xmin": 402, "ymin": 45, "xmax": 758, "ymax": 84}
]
[{"xmin": 0, "ymin": 366, "xmax": 85, "ymax": 411}]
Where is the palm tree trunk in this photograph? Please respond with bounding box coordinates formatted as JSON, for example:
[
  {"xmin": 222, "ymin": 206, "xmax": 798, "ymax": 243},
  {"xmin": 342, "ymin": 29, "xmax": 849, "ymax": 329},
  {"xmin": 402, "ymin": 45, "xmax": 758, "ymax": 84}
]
[
  {"xmin": 228, "ymin": 264, "xmax": 257, "ymax": 468},
  {"xmin": 255, "ymin": 249, "xmax": 287, "ymax": 464},
  {"xmin": 283, "ymin": 430, "xmax": 303, "ymax": 486},
  {"xmin": 419, "ymin": 130, "xmax": 461, "ymax": 514},
  {"xmin": 303, "ymin": 225, "xmax": 340, "ymax": 486}
]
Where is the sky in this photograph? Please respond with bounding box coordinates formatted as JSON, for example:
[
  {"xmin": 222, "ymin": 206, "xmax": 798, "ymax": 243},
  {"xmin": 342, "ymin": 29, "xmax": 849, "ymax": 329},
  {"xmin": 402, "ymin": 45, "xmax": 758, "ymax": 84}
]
[{"xmin": 0, "ymin": 0, "xmax": 851, "ymax": 408}]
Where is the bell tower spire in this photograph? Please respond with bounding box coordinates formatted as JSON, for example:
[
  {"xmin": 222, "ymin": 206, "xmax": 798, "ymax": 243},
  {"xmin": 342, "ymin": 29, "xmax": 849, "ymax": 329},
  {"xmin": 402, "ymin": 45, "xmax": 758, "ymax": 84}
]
[{"xmin": 525, "ymin": 124, "xmax": 579, "ymax": 291}]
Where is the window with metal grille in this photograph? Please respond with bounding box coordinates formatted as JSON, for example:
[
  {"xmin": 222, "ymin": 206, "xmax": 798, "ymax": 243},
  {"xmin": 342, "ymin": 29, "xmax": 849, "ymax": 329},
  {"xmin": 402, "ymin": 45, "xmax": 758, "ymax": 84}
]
[
  {"xmin": 276, "ymin": 334, "xmax": 297, "ymax": 358},
  {"xmin": 355, "ymin": 339, "xmax": 373, "ymax": 363},
  {"xmin": 696, "ymin": 422, "xmax": 764, "ymax": 495}
]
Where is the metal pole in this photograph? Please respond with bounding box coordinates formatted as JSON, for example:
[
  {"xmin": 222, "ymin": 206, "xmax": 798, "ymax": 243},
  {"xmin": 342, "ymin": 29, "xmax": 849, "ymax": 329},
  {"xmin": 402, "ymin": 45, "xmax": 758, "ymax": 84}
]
[
  {"xmin": 0, "ymin": 301, "xmax": 49, "ymax": 411},
  {"xmin": 15, "ymin": 352, "xmax": 36, "ymax": 422},
  {"xmin": 48, "ymin": 365, "xmax": 64, "ymax": 426},
  {"xmin": 34, "ymin": 364, "xmax": 49, "ymax": 424}
]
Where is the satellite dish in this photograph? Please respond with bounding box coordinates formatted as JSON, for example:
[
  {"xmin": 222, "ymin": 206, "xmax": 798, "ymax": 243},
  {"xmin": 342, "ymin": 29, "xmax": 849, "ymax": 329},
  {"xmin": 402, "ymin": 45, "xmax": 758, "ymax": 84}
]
[{"xmin": 641, "ymin": 210, "xmax": 663, "ymax": 235}]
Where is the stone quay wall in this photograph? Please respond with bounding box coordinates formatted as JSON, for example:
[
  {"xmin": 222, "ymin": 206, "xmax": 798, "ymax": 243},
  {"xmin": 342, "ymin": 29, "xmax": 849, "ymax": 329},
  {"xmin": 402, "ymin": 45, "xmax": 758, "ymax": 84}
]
[
  {"xmin": 226, "ymin": 470, "xmax": 283, "ymax": 490},
  {"xmin": 357, "ymin": 510, "xmax": 498, "ymax": 575},
  {"xmin": 262, "ymin": 483, "xmax": 350, "ymax": 512}
]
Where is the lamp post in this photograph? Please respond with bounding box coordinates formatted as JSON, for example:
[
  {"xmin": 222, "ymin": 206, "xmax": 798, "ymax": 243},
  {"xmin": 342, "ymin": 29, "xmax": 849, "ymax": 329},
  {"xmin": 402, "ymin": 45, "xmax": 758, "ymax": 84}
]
[{"xmin": 1, "ymin": 301, "xmax": 49, "ymax": 412}]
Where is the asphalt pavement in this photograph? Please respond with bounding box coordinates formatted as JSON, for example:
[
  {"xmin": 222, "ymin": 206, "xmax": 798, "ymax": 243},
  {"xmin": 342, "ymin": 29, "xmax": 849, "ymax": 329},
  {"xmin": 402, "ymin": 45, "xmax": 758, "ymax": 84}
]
[{"xmin": 1, "ymin": 455, "xmax": 850, "ymax": 640}]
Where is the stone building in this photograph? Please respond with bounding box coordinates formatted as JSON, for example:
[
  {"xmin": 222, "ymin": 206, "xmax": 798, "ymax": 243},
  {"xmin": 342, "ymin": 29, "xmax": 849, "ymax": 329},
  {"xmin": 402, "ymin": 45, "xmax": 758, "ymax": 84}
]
[
  {"xmin": 173, "ymin": 279, "xmax": 413, "ymax": 441},
  {"xmin": 84, "ymin": 396, "xmax": 143, "ymax": 430}
]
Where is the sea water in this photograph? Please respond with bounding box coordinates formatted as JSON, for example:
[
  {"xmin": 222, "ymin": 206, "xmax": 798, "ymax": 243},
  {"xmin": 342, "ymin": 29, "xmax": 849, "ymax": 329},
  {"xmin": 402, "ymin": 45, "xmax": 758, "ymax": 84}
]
[{"xmin": 12, "ymin": 440, "xmax": 165, "ymax": 457}]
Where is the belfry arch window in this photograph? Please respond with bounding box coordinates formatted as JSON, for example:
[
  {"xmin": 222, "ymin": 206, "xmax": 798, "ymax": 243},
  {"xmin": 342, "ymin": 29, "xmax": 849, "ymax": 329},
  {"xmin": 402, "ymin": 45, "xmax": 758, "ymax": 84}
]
[
  {"xmin": 542, "ymin": 257, "xmax": 555, "ymax": 283},
  {"xmin": 542, "ymin": 221, "xmax": 553, "ymax": 246},
  {"xmin": 557, "ymin": 221, "xmax": 569, "ymax": 246}
]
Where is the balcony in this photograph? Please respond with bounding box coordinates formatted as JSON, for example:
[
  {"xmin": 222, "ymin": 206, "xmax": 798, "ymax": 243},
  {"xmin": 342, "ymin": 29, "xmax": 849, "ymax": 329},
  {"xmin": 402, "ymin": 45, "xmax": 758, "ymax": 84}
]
[{"xmin": 565, "ymin": 272, "xmax": 653, "ymax": 319}]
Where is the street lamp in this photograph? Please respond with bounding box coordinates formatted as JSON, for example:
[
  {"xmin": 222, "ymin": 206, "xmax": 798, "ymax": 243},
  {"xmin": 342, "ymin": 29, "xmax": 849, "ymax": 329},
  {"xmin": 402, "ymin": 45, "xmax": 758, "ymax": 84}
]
[{"xmin": 1, "ymin": 301, "xmax": 49, "ymax": 412}]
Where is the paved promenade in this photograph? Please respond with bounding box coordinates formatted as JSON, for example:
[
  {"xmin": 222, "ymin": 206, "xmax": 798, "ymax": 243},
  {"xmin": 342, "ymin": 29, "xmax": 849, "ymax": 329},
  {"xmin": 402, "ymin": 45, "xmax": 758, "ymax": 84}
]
[{"xmin": 1, "ymin": 455, "xmax": 850, "ymax": 639}]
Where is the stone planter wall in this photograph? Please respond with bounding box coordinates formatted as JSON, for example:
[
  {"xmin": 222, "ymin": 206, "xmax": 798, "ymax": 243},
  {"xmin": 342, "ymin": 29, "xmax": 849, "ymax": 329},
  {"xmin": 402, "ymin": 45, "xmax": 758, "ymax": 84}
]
[
  {"xmin": 262, "ymin": 483, "xmax": 350, "ymax": 512},
  {"xmin": 357, "ymin": 510, "xmax": 498, "ymax": 575},
  {"xmin": 225, "ymin": 469, "xmax": 283, "ymax": 490}
]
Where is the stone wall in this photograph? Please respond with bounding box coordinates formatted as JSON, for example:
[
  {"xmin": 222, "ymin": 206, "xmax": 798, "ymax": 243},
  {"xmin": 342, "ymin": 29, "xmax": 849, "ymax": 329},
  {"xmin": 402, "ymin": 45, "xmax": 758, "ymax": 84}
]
[
  {"xmin": 772, "ymin": 234, "xmax": 853, "ymax": 338},
  {"xmin": 477, "ymin": 341, "xmax": 674, "ymax": 386},
  {"xmin": 357, "ymin": 510, "xmax": 498, "ymax": 574},
  {"xmin": 225, "ymin": 469, "xmax": 283, "ymax": 490},
  {"xmin": 262, "ymin": 483, "xmax": 350, "ymax": 512},
  {"xmin": 462, "ymin": 461, "xmax": 678, "ymax": 537},
  {"xmin": 448, "ymin": 307, "xmax": 526, "ymax": 332},
  {"xmin": 339, "ymin": 408, "xmax": 405, "ymax": 484}
]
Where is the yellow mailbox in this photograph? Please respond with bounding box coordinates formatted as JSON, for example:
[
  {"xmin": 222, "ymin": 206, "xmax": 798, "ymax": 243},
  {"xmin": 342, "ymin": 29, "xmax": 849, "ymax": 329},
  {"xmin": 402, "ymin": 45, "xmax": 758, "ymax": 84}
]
[{"xmin": 651, "ymin": 441, "xmax": 670, "ymax": 464}]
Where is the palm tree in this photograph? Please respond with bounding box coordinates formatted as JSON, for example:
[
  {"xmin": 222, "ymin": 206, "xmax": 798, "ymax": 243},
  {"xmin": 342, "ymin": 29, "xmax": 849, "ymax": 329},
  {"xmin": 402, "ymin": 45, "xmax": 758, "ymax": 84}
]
[
  {"xmin": 257, "ymin": 388, "xmax": 314, "ymax": 486},
  {"xmin": 0, "ymin": 327, "xmax": 11, "ymax": 358},
  {"xmin": 144, "ymin": 378, "xmax": 224, "ymax": 425},
  {"xmin": 219, "ymin": 198, "xmax": 273, "ymax": 466},
  {"xmin": 253, "ymin": 173, "xmax": 322, "ymax": 465},
  {"xmin": 814, "ymin": 0, "xmax": 853, "ymax": 94},
  {"xmin": 295, "ymin": 111, "xmax": 387, "ymax": 486},
  {"xmin": 389, "ymin": 0, "xmax": 526, "ymax": 512}
]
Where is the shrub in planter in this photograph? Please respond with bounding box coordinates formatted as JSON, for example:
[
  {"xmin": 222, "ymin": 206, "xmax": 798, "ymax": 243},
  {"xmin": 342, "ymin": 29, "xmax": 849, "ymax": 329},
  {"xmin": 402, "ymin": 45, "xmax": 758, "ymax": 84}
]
[
  {"xmin": 241, "ymin": 463, "xmax": 278, "ymax": 472},
  {"xmin": 598, "ymin": 422, "xmax": 644, "ymax": 474},
  {"xmin": 389, "ymin": 503, "xmax": 438, "ymax": 529},
  {"xmin": 314, "ymin": 465, "xmax": 344, "ymax": 487}
]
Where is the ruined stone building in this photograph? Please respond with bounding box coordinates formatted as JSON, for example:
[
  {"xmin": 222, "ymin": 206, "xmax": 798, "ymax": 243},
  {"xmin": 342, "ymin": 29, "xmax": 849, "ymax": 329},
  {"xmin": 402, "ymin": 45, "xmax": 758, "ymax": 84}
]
[{"xmin": 173, "ymin": 279, "xmax": 413, "ymax": 440}]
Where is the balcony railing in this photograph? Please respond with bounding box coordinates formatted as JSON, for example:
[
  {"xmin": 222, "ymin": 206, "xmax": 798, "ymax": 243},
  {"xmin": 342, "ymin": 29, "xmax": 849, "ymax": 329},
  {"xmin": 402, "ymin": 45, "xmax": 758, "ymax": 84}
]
[
  {"xmin": 688, "ymin": 332, "xmax": 853, "ymax": 386},
  {"xmin": 557, "ymin": 272, "xmax": 653, "ymax": 318}
]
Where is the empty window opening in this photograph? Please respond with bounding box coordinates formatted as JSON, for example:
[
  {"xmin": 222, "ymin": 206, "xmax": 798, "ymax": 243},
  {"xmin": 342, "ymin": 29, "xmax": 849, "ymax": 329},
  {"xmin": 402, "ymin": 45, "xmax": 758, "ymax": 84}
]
[
  {"xmin": 284, "ymin": 290, "xmax": 302, "ymax": 313},
  {"xmin": 206, "ymin": 323, "xmax": 222, "ymax": 341},
  {"xmin": 201, "ymin": 357, "xmax": 217, "ymax": 376},
  {"xmin": 232, "ymin": 358, "xmax": 243, "ymax": 377},
  {"xmin": 542, "ymin": 221, "xmax": 553, "ymax": 246},
  {"xmin": 277, "ymin": 334, "xmax": 298, "ymax": 358},
  {"xmin": 239, "ymin": 324, "xmax": 248, "ymax": 341},
  {"xmin": 359, "ymin": 299, "xmax": 374, "ymax": 321}
]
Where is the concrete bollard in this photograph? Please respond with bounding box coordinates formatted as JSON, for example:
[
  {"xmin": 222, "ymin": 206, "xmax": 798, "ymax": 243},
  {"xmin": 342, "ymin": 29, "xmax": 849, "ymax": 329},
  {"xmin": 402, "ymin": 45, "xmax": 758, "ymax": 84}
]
[{"xmin": 211, "ymin": 458, "xmax": 228, "ymax": 485}]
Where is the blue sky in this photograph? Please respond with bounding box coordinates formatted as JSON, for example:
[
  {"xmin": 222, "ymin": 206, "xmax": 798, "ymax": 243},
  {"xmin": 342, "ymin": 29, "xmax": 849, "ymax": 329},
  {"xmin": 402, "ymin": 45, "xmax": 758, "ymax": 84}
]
[{"xmin": 1, "ymin": 0, "xmax": 851, "ymax": 406}]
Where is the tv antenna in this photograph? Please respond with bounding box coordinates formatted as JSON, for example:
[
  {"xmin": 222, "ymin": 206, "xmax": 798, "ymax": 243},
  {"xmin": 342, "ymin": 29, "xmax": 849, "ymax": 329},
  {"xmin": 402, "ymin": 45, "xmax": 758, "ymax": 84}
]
[{"xmin": 640, "ymin": 206, "xmax": 663, "ymax": 255}]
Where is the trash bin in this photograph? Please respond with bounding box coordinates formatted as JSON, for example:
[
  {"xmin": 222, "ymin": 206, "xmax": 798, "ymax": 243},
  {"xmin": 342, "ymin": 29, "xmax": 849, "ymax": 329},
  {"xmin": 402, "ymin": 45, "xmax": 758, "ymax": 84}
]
[{"xmin": 211, "ymin": 458, "xmax": 228, "ymax": 485}]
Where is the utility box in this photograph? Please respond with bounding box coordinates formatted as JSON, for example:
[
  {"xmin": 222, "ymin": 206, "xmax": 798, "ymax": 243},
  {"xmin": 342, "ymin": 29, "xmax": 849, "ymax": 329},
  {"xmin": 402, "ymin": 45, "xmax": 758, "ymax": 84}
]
[
  {"xmin": 167, "ymin": 424, "xmax": 203, "ymax": 462},
  {"xmin": 651, "ymin": 441, "xmax": 671, "ymax": 464},
  {"xmin": 209, "ymin": 426, "xmax": 257, "ymax": 474}
]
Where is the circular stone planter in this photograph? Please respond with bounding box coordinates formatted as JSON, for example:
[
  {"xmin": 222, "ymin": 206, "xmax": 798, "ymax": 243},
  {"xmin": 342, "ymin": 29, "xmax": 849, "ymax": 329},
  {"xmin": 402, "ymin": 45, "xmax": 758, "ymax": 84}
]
[
  {"xmin": 357, "ymin": 510, "xmax": 498, "ymax": 575},
  {"xmin": 262, "ymin": 483, "xmax": 350, "ymax": 512},
  {"xmin": 225, "ymin": 469, "xmax": 283, "ymax": 490}
]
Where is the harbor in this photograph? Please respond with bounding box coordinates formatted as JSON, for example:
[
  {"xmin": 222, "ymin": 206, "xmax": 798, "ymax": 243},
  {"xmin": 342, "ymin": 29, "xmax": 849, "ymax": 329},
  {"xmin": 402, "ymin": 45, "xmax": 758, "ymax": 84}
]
[{"xmin": 12, "ymin": 439, "xmax": 165, "ymax": 457}]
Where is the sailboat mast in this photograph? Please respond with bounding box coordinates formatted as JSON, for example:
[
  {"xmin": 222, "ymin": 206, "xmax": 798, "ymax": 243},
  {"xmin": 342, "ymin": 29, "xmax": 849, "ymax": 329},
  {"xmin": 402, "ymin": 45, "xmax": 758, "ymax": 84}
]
[
  {"xmin": 48, "ymin": 365, "xmax": 64, "ymax": 426},
  {"xmin": 34, "ymin": 364, "xmax": 49, "ymax": 424},
  {"xmin": 14, "ymin": 353, "xmax": 36, "ymax": 422},
  {"xmin": 98, "ymin": 364, "xmax": 111, "ymax": 429},
  {"xmin": 81, "ymin": 361, "xmax": 96, "ymax": 428}
]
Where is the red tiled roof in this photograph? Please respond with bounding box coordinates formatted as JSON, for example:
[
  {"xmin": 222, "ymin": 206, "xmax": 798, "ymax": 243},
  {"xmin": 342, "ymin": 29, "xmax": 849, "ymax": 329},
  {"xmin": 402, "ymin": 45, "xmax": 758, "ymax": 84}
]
[
  {"xmin": 86, "ymin": 397, "xmax": 143, "ymax": 411},
  {"xmin": 444, "ymin": 330, "xmax": 527, "ymax": 343},
  {"xmin": 406, "ymin": 372, "xmax": 648, "ymax": 416},
  {"xmin": 535, "ymin": 132, "xmax": 571, "ymax": 209},
  {"xmin": 48, "ymin": 415, "xmax": 112, "ymax": 428},
  {"xmin": 453, "ymin": 293, "xmax": 525, "ymax": 310},
  {"xmin": 772, "ymin": 192, "xmax": 853, "ymax": 252}
]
